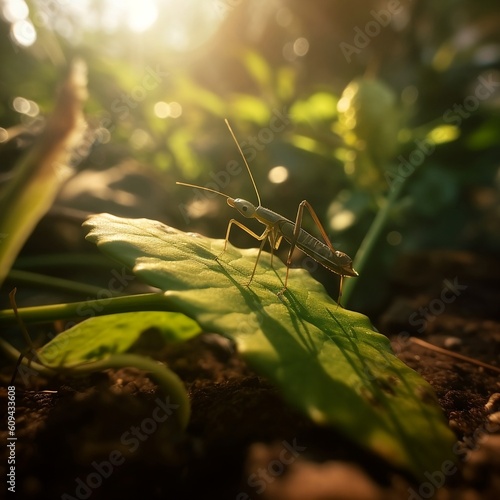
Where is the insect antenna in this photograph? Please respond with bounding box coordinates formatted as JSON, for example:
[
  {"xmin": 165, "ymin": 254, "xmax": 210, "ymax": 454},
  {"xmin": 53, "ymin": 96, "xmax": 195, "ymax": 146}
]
[
  {"xmin": 224, "ymin": 119, "xmax": 262, "ymax": 207},
  {"xmin": 175, "ymin": 182, "xmax": 231, "ymax": 199}
]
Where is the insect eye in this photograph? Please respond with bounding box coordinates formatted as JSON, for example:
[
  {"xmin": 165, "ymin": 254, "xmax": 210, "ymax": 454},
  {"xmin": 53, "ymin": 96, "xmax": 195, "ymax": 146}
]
[{"xmin": 242, "ymin": 206, "xmax": 248, "ymax": 211}]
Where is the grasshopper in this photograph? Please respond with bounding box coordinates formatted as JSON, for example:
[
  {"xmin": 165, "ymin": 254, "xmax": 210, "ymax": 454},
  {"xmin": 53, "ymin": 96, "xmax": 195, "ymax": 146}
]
[{"xmin": 177, "ymin": 120, "xmax": 358, "ymax": 302}]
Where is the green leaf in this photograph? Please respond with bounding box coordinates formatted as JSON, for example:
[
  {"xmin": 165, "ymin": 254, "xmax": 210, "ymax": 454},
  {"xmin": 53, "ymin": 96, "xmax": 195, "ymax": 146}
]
[
  {"xmin": 0, "ymin": 60, "xmax": 87, "ymax": 287},
  {"xmin": 291, "ymin": 91, "xmax": 338, "ymax": 123},
  {"xmin": 37, "ymin": 311, "xmax": 201, "ymax": 430},
  {"xmin": 230, "ymin": 94, "xmax": 271, "ymax": 125},
  {"xmin": 37, "ymin": 311, "xmax": 201, "ymax": 368},
  {"xmin": 83, "ymin": 214, "xmax": 456, "ymax": 480},
  {"xmin": 243, "ymin": 50, "xmax": 272, "ymax": 90}
]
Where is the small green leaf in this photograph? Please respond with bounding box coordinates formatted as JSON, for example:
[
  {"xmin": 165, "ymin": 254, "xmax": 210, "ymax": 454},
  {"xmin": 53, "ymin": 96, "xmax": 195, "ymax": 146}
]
[
  {"xmin": 38, "ymin": 311, "xmax": 201, "ymax": 367},
  {"xmin": 84, "ymin": 214, "xmax": 456, "ymax": 480}
]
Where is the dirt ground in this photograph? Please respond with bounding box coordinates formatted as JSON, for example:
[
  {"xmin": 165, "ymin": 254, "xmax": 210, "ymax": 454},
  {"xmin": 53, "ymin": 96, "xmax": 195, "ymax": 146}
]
[{"xmin": 1, "ymin": 249, "xmax": 499, "ymax": 500}]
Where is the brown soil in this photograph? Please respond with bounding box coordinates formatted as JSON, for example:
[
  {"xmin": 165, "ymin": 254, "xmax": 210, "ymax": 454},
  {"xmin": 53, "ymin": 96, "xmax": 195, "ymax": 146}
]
[{"xmin": 1, "ymin": 250, "xmax": 499, "ymax": 500}]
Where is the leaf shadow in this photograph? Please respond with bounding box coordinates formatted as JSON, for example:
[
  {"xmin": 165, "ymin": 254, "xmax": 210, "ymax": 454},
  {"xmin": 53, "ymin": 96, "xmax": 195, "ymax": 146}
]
[{"xmin": 214, "ymin": 250, "xmax": 319, "ymax": 355}]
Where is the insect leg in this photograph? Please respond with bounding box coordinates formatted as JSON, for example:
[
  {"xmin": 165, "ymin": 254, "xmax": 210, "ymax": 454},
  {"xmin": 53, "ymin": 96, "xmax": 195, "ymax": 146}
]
[
  {"xmin": 217, "ymin": 219, "xmax": 269, "ymax": 286},
  {"xmin": 296, "ymin": 201, "xmax": 348, "ymax": 304},
  {"xmin": 268, "ymin": 232, "xmax": 283, "ymax": 268},
  {"xmin": 246, "ymin": 234, "xmax": 269, "ymax": 286},
  {"xmin": 297, "ymin": 200, "xmax": 337, "ymax": 251},
  {"xmin": 219, "ymin": 219, "xmax": 268, "ymax": 252},
  {"xmin": 280, "ymin": 200, "xmax": 344, "ymax": 301}
]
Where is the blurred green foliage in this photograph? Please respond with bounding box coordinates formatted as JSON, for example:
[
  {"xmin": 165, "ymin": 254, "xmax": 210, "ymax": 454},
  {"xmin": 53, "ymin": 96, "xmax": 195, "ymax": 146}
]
[{"xmin": 1, "ymin": 0, "xmax": 499, "ymax": 313}]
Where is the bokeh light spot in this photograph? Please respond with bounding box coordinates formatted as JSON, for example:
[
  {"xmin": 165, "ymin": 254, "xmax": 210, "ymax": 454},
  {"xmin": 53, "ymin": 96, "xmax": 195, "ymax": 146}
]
[
  {"xmin": 2, "ymin": 0, "xmax": 29, "ymax": 22},
  {"xmin": 169, "ymin": 101, "xmax": 182, "ymax": 118},
  {"xmin": 293, "ymin": 37, "xmax": 309, "ymax": 57},
  {"xmin": 330, "ymin": 209, "xmax": 355, "ymax": 231},
  {"xmin": 154, "ymin": 101, "xmax": 182, "ymax": 118},
  {"xmin": 154, "ymin": 101, "xmax": 170, "ymax": 118},
  {"xmin": 387, "ymin": 230, "xmax": 402, "ymax": 246},
  {"xmin": 11, "ymin": 19, "xmax": 36, "ymax": 46},
  {"xmin": 130, "ymin": 128, "xmax": 152, "ymax": 149},
  {"xmin": 126, "ymin": 0, "xmax": 158, "ymax": 33},
  {"xmin": 96, "ymin": 127, "xmax": 111, "ymax": 144},
  {"xmin": 268, "ymin": 166, "xmax": 289, "ymax": 184},
  {"xmin": 12, "ymin": 96, "xmax": 39, "ymax": 116},
  {"xmin": 0, "ymin": 128, "xmax": 8, "ymax": 143}
]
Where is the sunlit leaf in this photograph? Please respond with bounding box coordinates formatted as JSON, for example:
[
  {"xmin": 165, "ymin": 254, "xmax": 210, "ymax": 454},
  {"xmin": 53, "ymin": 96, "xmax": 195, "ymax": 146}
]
[
  {"xmin": 291, "ymin": 92, "xmax": 338, "ymax": 124},
  {"xmin": 84, "ymin": 214, "xmax": 457, "ymax": 480},
  {"xmin": 337, "ymin": 78, "xmax": 400, "ymax": 166},
  {"xmin": 168, "ymin": 127, "xmax": 212, "ymax": 178},
  {"xmin": 37, "ymin": 311, "xmax": 201, "ymax": 430},
  {"xmin": 289, "ymin": 134, "xmax": 323, "ymax": 154},
  {"xmin": 276, "ymin": 66, "xmax": 296, "ymax": 101},
  {"xmin": 230, "ymin": 94, "xmax": 270, "ymax": 124},
  {"xmin": 38, "ymin": 311, "xmax": 201, "ymax": 367},
  {"xmin": 307, "ymin": 92, "xmax": 338, "ymax": 120},
  {"xmin": 426, "ymin": 124, "xmax": 460, "ymax": 144},
  {"xmin": 174, "ymin": 74, "xmax": 225, "ymax": 116}
]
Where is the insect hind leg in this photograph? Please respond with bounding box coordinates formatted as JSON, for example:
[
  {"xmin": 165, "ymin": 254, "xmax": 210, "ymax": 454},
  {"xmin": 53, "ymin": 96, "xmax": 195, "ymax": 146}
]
[{"xmin": 281, "ymin": 200, "xmax": 347, "ymax": 303}]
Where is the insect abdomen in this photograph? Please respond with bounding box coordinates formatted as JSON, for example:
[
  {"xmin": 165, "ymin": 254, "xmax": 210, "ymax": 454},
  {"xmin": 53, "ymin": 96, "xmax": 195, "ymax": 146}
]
[{"xmin": 278, "ymin": 220, "xmax": 355, "ymax": 277}]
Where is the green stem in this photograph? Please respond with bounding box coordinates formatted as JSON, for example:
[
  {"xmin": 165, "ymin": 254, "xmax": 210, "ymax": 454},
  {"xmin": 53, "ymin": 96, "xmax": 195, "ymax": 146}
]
[
  {"xmin": 69, "ymin": 354, "xmax": 190, "ymax": 430},
  {"xmin": 1, "ymin": 341, "xmax": 190, "ymax": 429},
  {"xmin": 0, "ymin": 292, "xmax": 181, "ymax": 326},
  {"xmin": 0, "ymin": 338, "xmax": 55, "ymax": 375},
  {"xmin": 6, "ymin": 269, "xmax": 124, "ymax": 297},
  {"xmin": 343, "ymin": 178, "xmax": 405, "ymax": 307},
  {"xmin": 14, "ymin": 253, "xmax": 113, "ymax": 269}
]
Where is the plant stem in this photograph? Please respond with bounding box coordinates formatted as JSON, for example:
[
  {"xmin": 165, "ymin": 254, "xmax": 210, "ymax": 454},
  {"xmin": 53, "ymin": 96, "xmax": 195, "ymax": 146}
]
[
  {"xmin": 0, "ymin": 292, "xmax": 181, "ymax": 326},
  {"xmin": 0, "ymin": 338, "xmax": 54, "ymax": 375},
  {"xmin": 409, "ymin": 337, "xmax": 500, "ymax": 375},
  {"xmin": 68, "ymin": 354, "xmax": 191, "ymax": 430},
  {"xmin": 6, "ymin": 269, "xmax": 124, "ymax": 297},
  {"xmin": 342, "ymin": 178, "xmax": 405, "ymax": 307},
  {"xmin": 1, "ymin": 341, "xmax": 190, "ymax": 429},
  {"xmin": 14, "ymin": 253, "xmax": 113, "ymax": 269}
]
